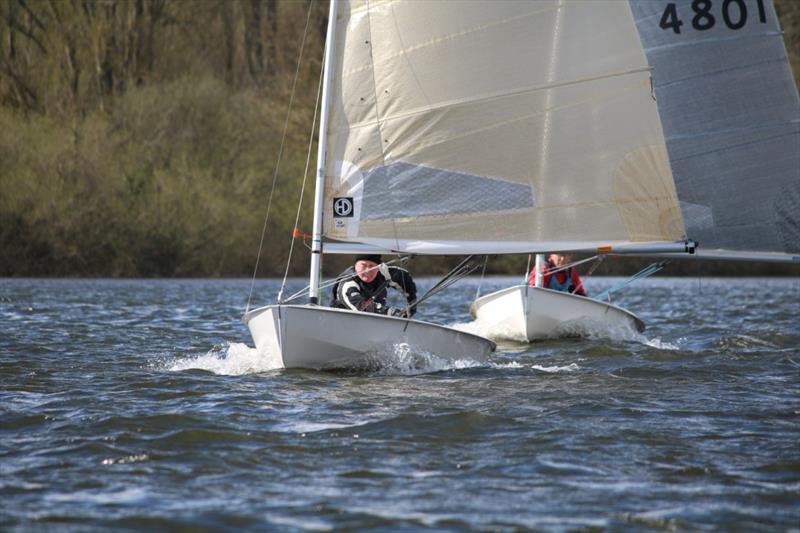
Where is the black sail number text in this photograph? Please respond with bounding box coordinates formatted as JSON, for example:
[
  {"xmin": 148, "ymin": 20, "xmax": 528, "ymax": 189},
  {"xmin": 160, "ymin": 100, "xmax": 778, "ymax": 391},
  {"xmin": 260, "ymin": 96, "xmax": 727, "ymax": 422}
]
[{"xmin": 659, "ymin": 0, "xmax": 767, "ymax": 34}]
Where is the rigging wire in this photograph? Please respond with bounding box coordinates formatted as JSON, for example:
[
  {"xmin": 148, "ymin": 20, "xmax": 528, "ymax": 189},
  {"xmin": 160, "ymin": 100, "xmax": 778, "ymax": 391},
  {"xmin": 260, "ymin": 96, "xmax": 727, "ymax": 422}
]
[
  {"xmin": 584, "ymin": 255, "xmax": 605, "ymax": 278},
  {"xmin": 593, "ymin": 260, "xmax": 670, "ymax": 302},
  {"xmin": 278, "ymin": 51, "xmax": 325, "ymax": 304},
  {"xmin": 474, "ymin": 255, "xmax": 488, "ymax": 300},
  {"xmin": 572, "ymin": 255, "xmax": 604, "ymax": 295},
  {"xmin": 411, "ymin": 255, "xmax": 485, "ymax": 311},
  {"xmin": 531, "ymin": 254, "xmax": 664, "ymax": 301},
  {"xmin": 245, "ymin": 0, "xmax": 316, "ymax": 314},
  {"xmin": 525, "ymin": 254, "xmax": 532, "ymax": 282},
  {"xmin": 543, "ymin": 255, "xmax": 597, "ymax": 276}
]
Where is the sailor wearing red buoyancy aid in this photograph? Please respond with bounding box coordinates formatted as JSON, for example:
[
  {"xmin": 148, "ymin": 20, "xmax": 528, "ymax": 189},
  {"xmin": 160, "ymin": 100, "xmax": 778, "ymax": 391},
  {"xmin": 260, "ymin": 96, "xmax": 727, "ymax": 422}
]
[{"xmin": 527, "ymin": 253, "xmax": 586, "ymax": 296}]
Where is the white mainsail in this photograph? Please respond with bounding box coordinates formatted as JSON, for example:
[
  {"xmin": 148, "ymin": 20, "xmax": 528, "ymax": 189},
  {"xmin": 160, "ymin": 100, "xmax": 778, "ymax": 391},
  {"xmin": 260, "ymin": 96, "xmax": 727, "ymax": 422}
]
[{"xmin": 322, "ymin": 0, "xmax": 687, "ymax": 255}]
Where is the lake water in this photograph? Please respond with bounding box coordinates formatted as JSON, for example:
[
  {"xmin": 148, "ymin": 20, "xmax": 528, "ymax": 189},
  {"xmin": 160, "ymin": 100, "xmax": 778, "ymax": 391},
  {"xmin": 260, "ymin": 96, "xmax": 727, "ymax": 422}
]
[{"xmin": 1, "ymin": 277, "xmax": 799, "ymax": 531}]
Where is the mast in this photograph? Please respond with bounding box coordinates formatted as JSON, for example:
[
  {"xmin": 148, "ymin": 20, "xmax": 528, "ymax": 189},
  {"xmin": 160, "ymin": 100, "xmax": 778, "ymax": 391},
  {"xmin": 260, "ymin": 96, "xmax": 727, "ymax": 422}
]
[
  {"xmin": 533, "ymin": 254, "xmax": 544, "ymax": 288},
  {"xmin": 309, "ymin": 0, "xmax": 338, "ymax": 305}
]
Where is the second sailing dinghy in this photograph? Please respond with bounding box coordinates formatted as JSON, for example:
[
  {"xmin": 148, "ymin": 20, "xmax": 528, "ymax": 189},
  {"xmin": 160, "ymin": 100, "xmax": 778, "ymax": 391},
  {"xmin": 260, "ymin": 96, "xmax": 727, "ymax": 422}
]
[{"xmin": 471, "ymin": 258, "xmax": 647, "ymax": 343}]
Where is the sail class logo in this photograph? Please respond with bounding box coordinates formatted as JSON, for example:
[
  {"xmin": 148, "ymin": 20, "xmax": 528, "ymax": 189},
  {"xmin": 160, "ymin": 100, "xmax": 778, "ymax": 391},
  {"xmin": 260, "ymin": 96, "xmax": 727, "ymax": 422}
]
[{"xmin": 333, "ymin": 197, "xmax": 354, "ymax": 217}]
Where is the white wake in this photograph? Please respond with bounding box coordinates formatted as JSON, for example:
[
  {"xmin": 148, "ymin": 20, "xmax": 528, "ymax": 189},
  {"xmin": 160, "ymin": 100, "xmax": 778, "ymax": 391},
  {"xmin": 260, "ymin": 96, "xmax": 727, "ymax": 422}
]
[{"xmin": 165, "ymin": 342, "xmax": 283, "ymax": 375}]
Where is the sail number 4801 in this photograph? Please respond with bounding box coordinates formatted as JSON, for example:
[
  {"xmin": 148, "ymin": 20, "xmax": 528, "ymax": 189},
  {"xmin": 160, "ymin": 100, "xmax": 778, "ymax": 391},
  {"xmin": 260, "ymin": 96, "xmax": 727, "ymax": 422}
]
[{"xmin": 659, "ymin": 0, "xmax": 767, "ymax": 34}]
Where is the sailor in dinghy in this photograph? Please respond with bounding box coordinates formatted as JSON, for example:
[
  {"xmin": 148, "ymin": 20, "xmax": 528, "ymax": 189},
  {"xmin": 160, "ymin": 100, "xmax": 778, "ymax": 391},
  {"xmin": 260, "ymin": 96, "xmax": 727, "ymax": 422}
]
[
  {"xmin": 331, "ymin": 254, "xmax": 417, "ymax": 318},
  {"xmin": 528, "ymin": 253, "xmax": 586, "ymax": 297},
  {"xmin": 471, "ymin": 252, "xmax": 645, "ymax": 342}
]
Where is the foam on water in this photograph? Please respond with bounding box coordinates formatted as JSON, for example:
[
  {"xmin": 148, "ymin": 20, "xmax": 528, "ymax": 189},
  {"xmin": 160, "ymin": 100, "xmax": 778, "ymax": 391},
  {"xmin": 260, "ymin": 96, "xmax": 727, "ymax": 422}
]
[
  {"xmin": 164, "ymin": 342, "xmax": 283, "ymax": 375},
  {"xmin": 485, "ymin": 361, "xmax": 580, "ymax": 372},
  {"xmin": 487, "ymin": 361, "xmax": 525, "ymax": 369},
  {"xmin": 101, "ymin": 454, "xmax": 150, "ymax": 465},
  {"xmin": 531, "ymin": 363, "xmax": 580, "ymax": 373},
  {"xmin": 45, "ymin": 487, "xmax": 150, "ymax": 505},
  {"xmin": 643, "ymin": 337, "xmax": 682, "ymax": 350},
  {"xmin": 161, "ymin": 342, "xmax": 486, "ymax": 376},
  {"xmin": 355, "ymin": 342, "xmax": 485, "ymax": 376}
]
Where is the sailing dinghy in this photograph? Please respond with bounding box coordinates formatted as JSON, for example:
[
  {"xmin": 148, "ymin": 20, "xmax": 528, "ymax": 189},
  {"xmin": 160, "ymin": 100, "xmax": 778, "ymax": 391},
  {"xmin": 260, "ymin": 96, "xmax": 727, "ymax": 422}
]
[
  {"xmin": 471, "ymin": 0, "xmax": 799, "ymax": 341},
  {"xmin": 471, "ymin": 284, "xmax": 646, "ymax": 343},
  {"xmin": 244, "ymin": 0, "xmax": 507, "ymax": 369},
  {"xmin": 245, "ymin": 303, "xmax": 493, "ymax": 370}
]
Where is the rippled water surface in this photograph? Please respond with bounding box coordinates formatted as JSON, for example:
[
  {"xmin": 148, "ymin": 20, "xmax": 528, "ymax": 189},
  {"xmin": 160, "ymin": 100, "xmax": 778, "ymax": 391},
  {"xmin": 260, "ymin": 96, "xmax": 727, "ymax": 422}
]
[{"xmin": 2, "ymin": 277, "xmax": 799, "ymax": 531}]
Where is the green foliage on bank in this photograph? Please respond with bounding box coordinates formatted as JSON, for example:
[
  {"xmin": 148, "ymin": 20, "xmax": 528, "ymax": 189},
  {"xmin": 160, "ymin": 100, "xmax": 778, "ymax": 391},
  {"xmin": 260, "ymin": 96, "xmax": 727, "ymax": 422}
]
[
  {"xmin": 0, "ymin": 0, "xmax": 324, "ymax": 277},
  {"xmin": 1, "ymin": 77, "xmax": 299, "ymax": 275},
  {"xmin": 0, "ymin": 0, "xmax": 798, "ymax": 278}
]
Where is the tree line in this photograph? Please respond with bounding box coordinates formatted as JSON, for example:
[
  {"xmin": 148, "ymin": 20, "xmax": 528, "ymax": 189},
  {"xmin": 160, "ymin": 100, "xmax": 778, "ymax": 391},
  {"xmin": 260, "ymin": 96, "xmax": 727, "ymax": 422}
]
[
  {"xmin": 0, "ymin": 0, "xmax": 798, "ymax": 278},
  {"xmin": 1, "ymin": 0, "xmax": 328, "ymax": 277}
]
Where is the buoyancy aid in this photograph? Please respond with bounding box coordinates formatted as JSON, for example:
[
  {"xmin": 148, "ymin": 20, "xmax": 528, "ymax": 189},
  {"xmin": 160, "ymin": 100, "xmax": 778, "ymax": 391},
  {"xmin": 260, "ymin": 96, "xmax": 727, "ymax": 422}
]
[{"xmin": 545, "ymin": 261, "xmax": 573, "ymax": 292}]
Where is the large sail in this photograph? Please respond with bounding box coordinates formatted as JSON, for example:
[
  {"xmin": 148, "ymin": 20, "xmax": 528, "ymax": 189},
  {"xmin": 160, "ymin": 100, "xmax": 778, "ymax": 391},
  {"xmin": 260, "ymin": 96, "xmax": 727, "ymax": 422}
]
[
  {"xmin": 322, "ymin": 0, "xmax": 686, "ymax": 254},
  {"xmin": 630, "ymin": 0, "xmax": 800, "ymax": 262}
]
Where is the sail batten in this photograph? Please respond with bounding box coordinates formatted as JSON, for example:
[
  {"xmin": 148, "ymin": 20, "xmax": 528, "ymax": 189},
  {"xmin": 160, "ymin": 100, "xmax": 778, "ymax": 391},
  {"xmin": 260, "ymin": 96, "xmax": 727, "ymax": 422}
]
[
  {"xmin": 662, "ymin": 121, "xmax": 798, "ymax": 144},
  {"xmin": 644, "ymin": 30, "xmax": 786, "ymax": 53},
  {"xmin": 332, "ymin": 66, "xmax": 655, "ymax": 134}
]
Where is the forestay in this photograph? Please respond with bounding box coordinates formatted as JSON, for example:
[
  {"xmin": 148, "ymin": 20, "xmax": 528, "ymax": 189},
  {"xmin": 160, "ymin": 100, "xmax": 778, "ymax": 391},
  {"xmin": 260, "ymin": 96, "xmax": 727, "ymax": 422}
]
[
  {"xmin": 631, "ymin": 0, "xmax": 800, "ymax": 262},
  {"xmin": 322, "ymin": 0, "xmax": 686, "ymax": 255}
]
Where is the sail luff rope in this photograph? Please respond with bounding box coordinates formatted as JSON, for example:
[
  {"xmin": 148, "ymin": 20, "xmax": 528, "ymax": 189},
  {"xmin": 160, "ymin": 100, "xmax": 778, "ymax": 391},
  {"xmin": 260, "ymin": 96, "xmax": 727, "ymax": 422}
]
[
  {"xmin": 245, "ymin": 1, "xmax": 315, "ymax": 314},
  {"xmin": 278, "ymin": 49, "xmax": 325, "ymax": 304}
]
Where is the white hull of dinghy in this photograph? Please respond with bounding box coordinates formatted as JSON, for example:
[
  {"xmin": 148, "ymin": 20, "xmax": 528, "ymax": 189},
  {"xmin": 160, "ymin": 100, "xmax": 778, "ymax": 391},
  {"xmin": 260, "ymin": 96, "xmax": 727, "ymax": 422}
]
[
  {"xmin": 470, "ymin": 285, "xmax": 645, "ymax": 342},
  {"xmin": 243, "ymin": 304, "xmax": 496, "ymax": 370}
]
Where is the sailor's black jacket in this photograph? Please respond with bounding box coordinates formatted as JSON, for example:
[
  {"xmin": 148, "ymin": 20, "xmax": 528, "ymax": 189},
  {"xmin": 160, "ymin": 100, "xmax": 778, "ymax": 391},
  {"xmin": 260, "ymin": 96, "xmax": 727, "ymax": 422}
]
[{"xmin": 330, "ymin": 265, "xmax": 417, "ymax": 314}]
